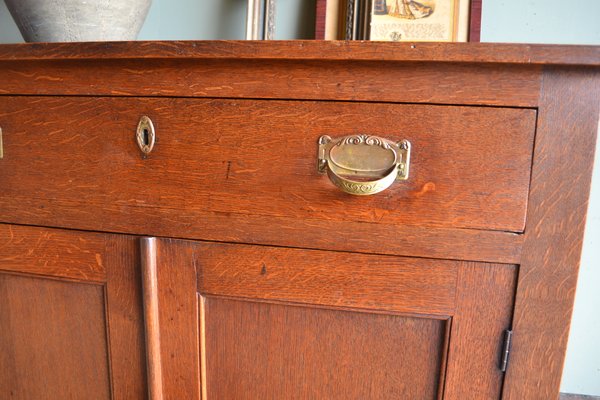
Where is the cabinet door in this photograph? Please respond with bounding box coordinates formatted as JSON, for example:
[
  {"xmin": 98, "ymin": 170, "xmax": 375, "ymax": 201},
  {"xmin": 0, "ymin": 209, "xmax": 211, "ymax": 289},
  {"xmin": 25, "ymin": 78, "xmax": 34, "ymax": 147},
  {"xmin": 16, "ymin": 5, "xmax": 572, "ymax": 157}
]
[
  {"xmin": 149, "ymin": 238, "xmax": 517, "ymax": 400},
  {"xmin": 0, "ymin": 224, "xmax": 146, "ymax": 400}
]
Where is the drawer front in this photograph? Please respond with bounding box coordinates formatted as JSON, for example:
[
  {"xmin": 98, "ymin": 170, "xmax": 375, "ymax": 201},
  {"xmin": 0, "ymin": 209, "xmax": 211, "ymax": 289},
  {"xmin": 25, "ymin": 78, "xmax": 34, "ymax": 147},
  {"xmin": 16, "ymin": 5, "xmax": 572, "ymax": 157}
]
[{"xmin": 0, "ymin": 96, "xmax": 535, "ymax": 236}]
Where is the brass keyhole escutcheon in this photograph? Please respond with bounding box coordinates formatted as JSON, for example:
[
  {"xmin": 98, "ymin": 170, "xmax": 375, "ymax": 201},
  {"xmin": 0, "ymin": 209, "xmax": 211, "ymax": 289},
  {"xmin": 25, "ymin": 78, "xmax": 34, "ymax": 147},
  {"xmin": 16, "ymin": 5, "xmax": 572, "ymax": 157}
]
[{"xmin": 136, "ymin": 115, "xmax": 155, "ymax": 156}]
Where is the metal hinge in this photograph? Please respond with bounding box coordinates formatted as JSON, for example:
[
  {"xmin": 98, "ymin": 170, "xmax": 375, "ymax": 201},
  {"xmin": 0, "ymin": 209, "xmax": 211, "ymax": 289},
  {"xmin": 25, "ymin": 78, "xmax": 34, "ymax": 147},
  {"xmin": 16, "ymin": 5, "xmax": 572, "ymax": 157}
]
[{"xmin": 500, "ymin": 329, "xmax": 513, "ymax": 372}]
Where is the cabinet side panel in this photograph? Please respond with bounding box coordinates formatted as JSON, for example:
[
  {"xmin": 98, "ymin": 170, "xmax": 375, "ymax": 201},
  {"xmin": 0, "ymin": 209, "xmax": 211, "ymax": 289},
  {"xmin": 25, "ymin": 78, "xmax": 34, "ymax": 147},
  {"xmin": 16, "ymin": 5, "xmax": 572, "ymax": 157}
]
[
  {"xmin": 0, "ymin": 274, "xmax": 111, "ymax": 400},
  {"xmin": 503, "ymin": 68, "xmax": 600, "ymax": 399}
]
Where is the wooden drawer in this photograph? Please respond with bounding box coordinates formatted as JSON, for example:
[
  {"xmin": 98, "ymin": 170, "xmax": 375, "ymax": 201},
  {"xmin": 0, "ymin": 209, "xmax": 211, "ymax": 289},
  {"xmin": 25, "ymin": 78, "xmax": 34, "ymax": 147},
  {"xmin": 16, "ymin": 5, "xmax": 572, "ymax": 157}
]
[{"xmin": 0, "ymin": 96, "xmax": 535, "ymax": 239}]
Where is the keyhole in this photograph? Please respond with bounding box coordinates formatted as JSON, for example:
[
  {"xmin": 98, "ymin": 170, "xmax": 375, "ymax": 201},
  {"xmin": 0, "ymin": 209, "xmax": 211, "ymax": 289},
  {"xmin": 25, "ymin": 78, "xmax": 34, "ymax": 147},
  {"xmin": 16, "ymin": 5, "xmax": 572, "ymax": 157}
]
[{"xmin": 137, "ymin": 116, "xmax": 155, "ymax": 156}]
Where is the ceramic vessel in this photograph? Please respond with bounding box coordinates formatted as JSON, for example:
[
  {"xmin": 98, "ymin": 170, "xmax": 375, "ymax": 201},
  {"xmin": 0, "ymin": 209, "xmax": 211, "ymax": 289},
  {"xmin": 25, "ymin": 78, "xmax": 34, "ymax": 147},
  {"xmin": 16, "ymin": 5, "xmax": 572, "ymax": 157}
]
[{"xmin": 4, "ymin": 0, "xmax": 152, "ymax": 42}]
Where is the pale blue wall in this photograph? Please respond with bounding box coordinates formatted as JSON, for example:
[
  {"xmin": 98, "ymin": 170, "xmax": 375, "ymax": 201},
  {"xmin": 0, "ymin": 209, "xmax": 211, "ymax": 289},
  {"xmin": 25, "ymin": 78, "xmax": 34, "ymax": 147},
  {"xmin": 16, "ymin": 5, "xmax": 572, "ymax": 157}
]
[
  {"xmin": 0, "ymin": 1, "xmax": 23, "ymax": 43},
  {"xmin": 482, "ymin": 0, "xmax": 600, "ymax": 45},
  {"xmin": 138, "ymin": 0, "xmax": 246, "ymax": 40},
  {"xmin": 139, "ymin": 0, "xmax": 315, "ymax": 40},
  {"xmin": 0, "ymin": 0, "xmax": 598, "ymax": 395}
]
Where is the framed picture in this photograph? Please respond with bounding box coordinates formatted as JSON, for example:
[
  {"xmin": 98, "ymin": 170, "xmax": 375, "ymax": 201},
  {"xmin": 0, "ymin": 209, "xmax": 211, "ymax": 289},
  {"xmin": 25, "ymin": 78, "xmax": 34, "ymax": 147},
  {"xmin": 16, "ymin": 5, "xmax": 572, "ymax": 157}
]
[
  {"xmin": 315, "ymin": 0, "xmax": 481, "ymax": 42},
  {"xmin": 370, "ymin": 0, "xmax": 470, "ymax": 42}
]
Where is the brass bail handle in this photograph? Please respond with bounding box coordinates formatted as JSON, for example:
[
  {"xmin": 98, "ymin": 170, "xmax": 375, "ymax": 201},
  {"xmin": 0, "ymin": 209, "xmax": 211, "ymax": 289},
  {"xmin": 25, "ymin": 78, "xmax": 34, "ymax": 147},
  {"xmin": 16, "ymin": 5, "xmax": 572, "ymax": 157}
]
[{"xmin": 317, "ymin": 134, "xmax": 411, "ymax": 195}]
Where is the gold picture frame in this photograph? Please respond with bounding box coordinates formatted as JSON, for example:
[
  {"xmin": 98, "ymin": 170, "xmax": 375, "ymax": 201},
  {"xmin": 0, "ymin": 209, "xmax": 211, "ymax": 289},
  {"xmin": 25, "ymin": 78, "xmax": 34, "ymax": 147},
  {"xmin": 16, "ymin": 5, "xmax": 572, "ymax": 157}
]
[{"xmin": 369, "ymin": 0, "xmax": 471, "ymax": 42}]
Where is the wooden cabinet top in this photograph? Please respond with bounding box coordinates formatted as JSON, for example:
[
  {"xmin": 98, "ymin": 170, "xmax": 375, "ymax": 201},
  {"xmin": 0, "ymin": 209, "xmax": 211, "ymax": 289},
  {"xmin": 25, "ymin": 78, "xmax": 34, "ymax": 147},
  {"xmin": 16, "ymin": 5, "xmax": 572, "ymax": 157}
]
[{"xmin": 0, "ymin": 40, "xmax": 598, "ymax": 66}]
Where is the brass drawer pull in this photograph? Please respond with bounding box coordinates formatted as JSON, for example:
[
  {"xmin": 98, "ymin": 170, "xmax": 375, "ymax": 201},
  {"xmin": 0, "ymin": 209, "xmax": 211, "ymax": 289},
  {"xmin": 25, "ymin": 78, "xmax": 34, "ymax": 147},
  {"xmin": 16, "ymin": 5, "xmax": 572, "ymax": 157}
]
[{"xmin": 318, "ymin": 134, "xmax": 411, "ymax": 195}]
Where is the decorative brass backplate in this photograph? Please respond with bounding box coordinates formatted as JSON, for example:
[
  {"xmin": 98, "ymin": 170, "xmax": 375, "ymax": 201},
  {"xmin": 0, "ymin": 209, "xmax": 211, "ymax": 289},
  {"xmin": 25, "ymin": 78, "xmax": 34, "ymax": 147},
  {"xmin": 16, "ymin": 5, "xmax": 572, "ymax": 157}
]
[
  {"xmin": 136, "ymin": 115, "xmax": 155, "ymax": 156},
  {"xmin": 318, "ymin": 134, "xmax": 411, "ymax": 195}
]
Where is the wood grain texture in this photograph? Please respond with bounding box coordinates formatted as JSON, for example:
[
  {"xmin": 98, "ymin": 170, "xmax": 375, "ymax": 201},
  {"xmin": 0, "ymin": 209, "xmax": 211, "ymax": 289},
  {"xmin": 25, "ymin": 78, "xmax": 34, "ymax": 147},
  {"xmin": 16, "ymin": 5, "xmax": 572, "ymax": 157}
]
[
  {"xmin": 202, "ymin": 296, "xmax": 447, "ymax": 399},
  {"xmin": 104, "ymin": 234, "xmax": 147, "ymax": 400},
  {"xmin": 195, "ymin": 241, "xmax": 458, "ymax": 315},
  {"xmin": 0, "ymin": 197, "xmax": 524, "ymax": 264},
  {"xmin": 154, "ymin": 238, "xmax": 201, "ymax": 400},
  {"xmin": 0, "ymin": 42, "xmax": 598, "ymax": 398},
  {"xmin": 0, "ymin": 224, "xmax": 146, "ymax": 399},
  {"xmin": 192, "ymin": 240, "xmax": 520, "ymax": 399},
  {"xmin": 0, "ymin": 274, "xmax": 111, "ymax": 400},
  {"xmin": 0, "ymin": 41, "xmax": 598, "ymax": 66},
  {"xmin": 141, "ymin": 237, "xmax": 164, "ymax": 400},
  {"xmin": 444, "ymin": 262, "xmax": 517, "ymax": 399},
  {"xmin": 0, "ymin": 223, "xmax": 106, "ymax": 282},
  {"xmin": 502, "ymin": 69, "xmax": 600, "ymax": 399},
  {"xmin": 0, "ymin": 60, "xmax": 541, "ymax": 107},
  {"xmin": 0, "ymin": 97, "xmax": 536, "ymax": 233}
]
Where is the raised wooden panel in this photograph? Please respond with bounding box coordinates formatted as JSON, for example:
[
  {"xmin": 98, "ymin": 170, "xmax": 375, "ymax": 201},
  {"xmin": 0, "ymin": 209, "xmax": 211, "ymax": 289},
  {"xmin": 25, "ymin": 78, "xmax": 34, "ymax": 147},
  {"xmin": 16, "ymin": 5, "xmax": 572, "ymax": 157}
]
[
  {"xmin": 186, "ymin": 240, "xmax": 518, "ymax": 399},
  {"xmin": 196, "ymin": 242, "xmax": 458, "ymax": 315},
  {"xmin": 0, "ymin": 274, "xmax": 111, "ymax": 400},
  {"xmin": 202, "ymin": 297, "xmax": 448, "ymax": 399},
  {"xmin": 0, "ymin": 224, "xmax": 147, "ymax": 399}
]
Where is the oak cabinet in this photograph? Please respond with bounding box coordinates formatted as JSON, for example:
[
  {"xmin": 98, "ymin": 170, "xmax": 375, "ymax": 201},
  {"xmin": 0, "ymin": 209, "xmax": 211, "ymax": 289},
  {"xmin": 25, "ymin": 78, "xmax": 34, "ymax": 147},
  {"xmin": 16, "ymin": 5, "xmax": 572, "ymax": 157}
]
[{"xmin": 0, "ymin": 41, "xmax": 599, "ymax": 399}]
